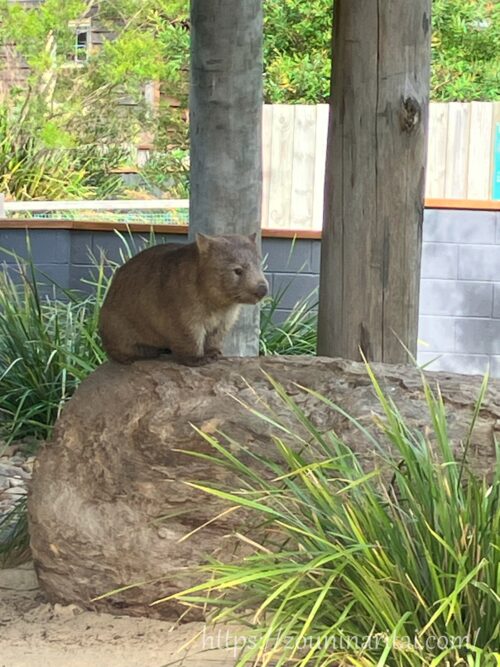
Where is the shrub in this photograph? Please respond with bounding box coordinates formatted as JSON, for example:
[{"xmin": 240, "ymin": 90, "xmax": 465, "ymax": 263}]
[
  {"xmin": 162, "ymin": 369, "xmax": 499, "ymax": 666},
  {"xmin": 260, "ymin": 287, "xmax": 317, "ymax": 356},
  {"xmin": 0, "ymin": 107, "xmax": 93, "ymax": 201},
  {"xmin": 0, "ymin": 249, "xmax": 106, "ymax": 443}
]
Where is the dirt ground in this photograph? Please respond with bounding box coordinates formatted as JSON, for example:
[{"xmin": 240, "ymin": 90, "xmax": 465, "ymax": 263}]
[{"xmin": 0, "ymin": 563, "xmax": 238, "ymax": 667}]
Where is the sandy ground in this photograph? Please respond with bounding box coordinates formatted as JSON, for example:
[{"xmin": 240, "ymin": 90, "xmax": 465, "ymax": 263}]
[{"xmin": 0, "ymin": 563, "xmax": 238, "ymax": 667}]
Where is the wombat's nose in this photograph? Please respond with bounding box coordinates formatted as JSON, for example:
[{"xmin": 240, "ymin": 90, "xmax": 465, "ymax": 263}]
[{"xmin": 255, "ymin": 282, "xmax": 268, "ymax": 299}]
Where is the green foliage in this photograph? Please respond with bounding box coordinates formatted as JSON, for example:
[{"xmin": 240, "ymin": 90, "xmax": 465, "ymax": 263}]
[
  {"xmin": 138, "ymin": 147, "xmax": 189, "ymax": 199},
  {"xmin": 164, "ymin": 371, "xmax": 499, "ymax": 666},
  {"xmin": 0, "ymin": 0, "xmax": 190, "ymax": 200},
  {"xmin": 263, "ymin": 0, "xmax": 332, "ymax": 103},
  {"xmin": 0, "ymin": 0, "xmax": 87, "ymax": 70},
  {"xmin": 0, "ymin": 107, "xmax": 93, "ymax": 200},
  {"xmin": 263, "ymin": 0, "xmax": 500, "ymax": 103},
  {"xmin": 0, "ymin": 248, "xmax": 106, "ymax": 443},
  {"xmin": 260, "ymin": 286, "xmax": 317, "ymax": 356},
  {"xmin": 432, "ymin": 0, "xmax": 500, "ymax": 101},
  {"xmin": 0, "ymin": 100, "xmax": 130, "ymax": 201},
  {"xmin": 0, "ymin": 498, "xmax": 29, "ymax": 568}
]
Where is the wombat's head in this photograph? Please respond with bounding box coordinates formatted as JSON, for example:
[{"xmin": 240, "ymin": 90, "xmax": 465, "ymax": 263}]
[{"xmin": 196, "ymin": 233, "xmax": 268, "ymax": 306}]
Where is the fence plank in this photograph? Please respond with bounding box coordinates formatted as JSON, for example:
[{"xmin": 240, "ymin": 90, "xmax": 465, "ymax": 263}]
[
  {"xmin": 312, "ymin": 104, "xmax": 329, "ymax": 231},
  {"xmin": 467, "ymin": 102, "xmax": 494, "ymax": 199},
  {"xmin": 445, "ymin": 102, "xmax": 471, "ymax": 198},
  {"xmin": 427, "ymin": 102, "xmax": 449, "ymax": 198},
  {"xmin": 267, "ymin": 104, "xmax": 295, "ymax": 227},
  {"xmin": 490, "ymin": 102, "xmax": 500, "ymax": 200},
  {"xmin": 261, "ymin": 105, "xmax": 273, "ymax": 228},
  {"xmin": 290, "ymin": 105, "xmax": 316, "ymax": 229}
]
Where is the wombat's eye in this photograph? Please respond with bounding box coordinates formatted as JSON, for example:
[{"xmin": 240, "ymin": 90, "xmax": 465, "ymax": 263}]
[{"xmin": 233, "ymin": 267, "xmax": 243, "ymax": 276}]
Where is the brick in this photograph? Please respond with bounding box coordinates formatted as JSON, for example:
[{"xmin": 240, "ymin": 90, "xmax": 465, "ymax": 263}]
[
  {"xmin": 262, "ymin": 238, "xmax": 313, "ymax": 273},
  {"xmin": 27, "ymin": 264, "xmax": 70, "ymax": 298},
  {"xmin": 90, "ymin": 232, "xmax": 186, "ymax": 264},
  {"xmin": 455, "ymin": 318, "xmax": 500, "ymax": 354},
  {"xmin": 421, "ymin": 243, "xmax": 458, "ymax": 279},
  {"xmin": 494, "ymin": 285, "xmax": 500, "ymax": 318},
  {"xmin": 0, "ymin": 229, "xmax": 69, "ymax": 264},
  {"xmin": 70, "ymin": 231, "xmax": 94, "ymax": 264},
  {"xmin": 3, "ymin": 262, "xmax": 69, "ymax": 293},
  {"xmin": 419, "ymin": 279, "xmax": 493, "ymax": 317},
  {"xmin": 91, "ymin": 232, "xmax": 146, "ymax": 264},
  {"xmin": 160, "ymin": 233, "xmax": 186, "ymax": 244},
  {"xmin": 458, "ymin": 245, "xmax": 500, "ymax": 281},
  {"xmin": 417, "ymin": 316, "xmax": 456, "ymax": 352},
  {"xmin": 417, "ymin": 351, "xmax": 490, "ymax": 376},
  {"xmin": 270, "ymin": 309, "xmax": 293, "ymax": 326},
  {"xmin": 264, "ymin": 272, "xmax": 274, "ymax": 293},
  {"xmin": 311, "ymin": 240, "xmax": 321, "ymax": 273},
  {"xmin": 489, "ymin": 356, "xmax": 500, "ymax": 378},
  {"xmin": 423, "ymin": 209, "xmax": 497, "ymax": 244},
  {"xmin": 272, "ymin": 273, "xmax": 319, "ymax": 310},
  {"xmin": 69, "ymin": 264, "xmax": 114, "ymax": 294}
]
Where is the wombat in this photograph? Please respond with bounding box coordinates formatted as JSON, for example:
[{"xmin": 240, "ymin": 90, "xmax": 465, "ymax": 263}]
[{"xmin": 98, "ymin": 233, "xmax": 268, "ymax": 366}]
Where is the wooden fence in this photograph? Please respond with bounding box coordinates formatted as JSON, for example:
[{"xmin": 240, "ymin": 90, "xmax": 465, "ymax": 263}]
[
  {"xmin": 262, "ymin": 102, "xmax": 500, "ymax": 230},
  {"xmin": 3, "ymin": 102, "xmax": 499, "ymax": 231}
]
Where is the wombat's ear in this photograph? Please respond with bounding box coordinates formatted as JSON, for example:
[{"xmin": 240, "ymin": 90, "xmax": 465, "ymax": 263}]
[
  {"xmin": 248, "ymin": 232, "xmax": 258, "ymax": 244},
  {"xmin": 196, "ymin": 233, "xmax": 211, "ymax": 254}
]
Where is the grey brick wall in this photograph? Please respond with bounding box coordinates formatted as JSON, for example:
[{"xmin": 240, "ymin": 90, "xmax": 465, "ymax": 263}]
[
  {"xmin": 1, "ymin": 207, "xmax": 500, "ymax": 376},
  {"xmin": 419, "ymin": 209, "xmax": 500, "ymax": 376}
]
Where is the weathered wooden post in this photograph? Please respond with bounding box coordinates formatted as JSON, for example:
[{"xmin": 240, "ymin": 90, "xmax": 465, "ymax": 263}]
[
  {"xmin": 318, "ymin": 0, "xmax": 431, "ymax": 363},
  {"xmin": 189, "ymin": 0, "xmax": 263, "ymax": 356}
]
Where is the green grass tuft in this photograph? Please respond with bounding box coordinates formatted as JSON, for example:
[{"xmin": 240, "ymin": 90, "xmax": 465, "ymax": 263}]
[
  {"xmin": 260, "ymin": 285, "xmax": 317, "ymax": 356},
  {"xmin": 0, "ymin": 497, "xmax": 30, "ymax": 568},
  {"xmin": 163, "ymin": 368, "xmax": 499, "ymax": 666},
  {"xmin": 0, "ymin": 247, "xmax": 107, "ymax": 444}
]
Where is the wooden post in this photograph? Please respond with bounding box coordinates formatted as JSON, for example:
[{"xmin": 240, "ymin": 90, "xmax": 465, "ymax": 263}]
[
  {"xmin": 318, "ymin": 0, "xmax": 431, "ymax": 363},
  {"xmin": 189, "ymin": 0, "xmax": 263, "ymax": 356}
]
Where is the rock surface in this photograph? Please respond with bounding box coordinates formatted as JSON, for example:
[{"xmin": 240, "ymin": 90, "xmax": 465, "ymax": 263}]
[
  {"xmin": 0, "ymin": 447, "xmax": 35, "ymax": 519},
  {"xmin": 0, "ymin": 452, "xmax": 34, "ymax": 511},
  {"xmin": 28, "ymin": 357, "xmax": 499, "ymax": 619}
]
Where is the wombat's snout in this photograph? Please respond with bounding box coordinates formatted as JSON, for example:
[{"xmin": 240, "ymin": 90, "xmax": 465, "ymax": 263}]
[{"xmin": 254, "ymin": 282, "xmax": 268, "ymax": 300}]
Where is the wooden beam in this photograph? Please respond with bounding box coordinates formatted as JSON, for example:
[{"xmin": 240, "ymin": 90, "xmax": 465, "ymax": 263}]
[
  {"xmin": 189, "ymin": 0, "xmax": 263, "ymax": 356},
  {"xmin": 318, "ymin": 0, "xmax": 432, "ymax": 363}
]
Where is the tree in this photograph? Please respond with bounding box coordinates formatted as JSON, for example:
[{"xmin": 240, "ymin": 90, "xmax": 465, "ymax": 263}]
[
  {"xmin": 317, "ymin": 0, "xmax": 431, "ymax": 363},
  {"xmin": 263, "ymin": 0, "xmax": 331, "ymax": 103},
  {"xmin": 189, "ymin": 0, "xmax": 263, "ymax": 356},
  {"xmin": 0, "ymin": 0, "xmax": 189, "ymax": 199},
  {"xmin": 431, "ymin": 0, "xmax": 500, "ymax": 101},
  {"xmin": 262, "ymin": 0, "xmax": 499, "ymax": 103}
]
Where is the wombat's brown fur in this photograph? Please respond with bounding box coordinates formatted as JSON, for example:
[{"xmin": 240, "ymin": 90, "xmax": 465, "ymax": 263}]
[{"xmin": 99, "ymin": 233, "xmax": 268, "ymax": 366}]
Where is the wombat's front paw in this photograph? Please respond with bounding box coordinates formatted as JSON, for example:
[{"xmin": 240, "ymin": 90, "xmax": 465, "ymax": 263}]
[{"xmin": 204, "ymin": 347, "xmax": 223, "ymax": 362}]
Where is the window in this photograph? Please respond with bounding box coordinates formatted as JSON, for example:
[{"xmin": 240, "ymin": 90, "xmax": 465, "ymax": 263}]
[
  {"xmin": 68, "ymin": 19, "xmax": 91, "ymax": 64},
  {"xmin": 75, "ymin": 29, "xmax": 89, "ymax": 62}
]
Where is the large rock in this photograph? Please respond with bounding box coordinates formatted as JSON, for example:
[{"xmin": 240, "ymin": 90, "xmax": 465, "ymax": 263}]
[{"xmin": 28, "ymin": 357, "xmax": 499, "ymax": 619}]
